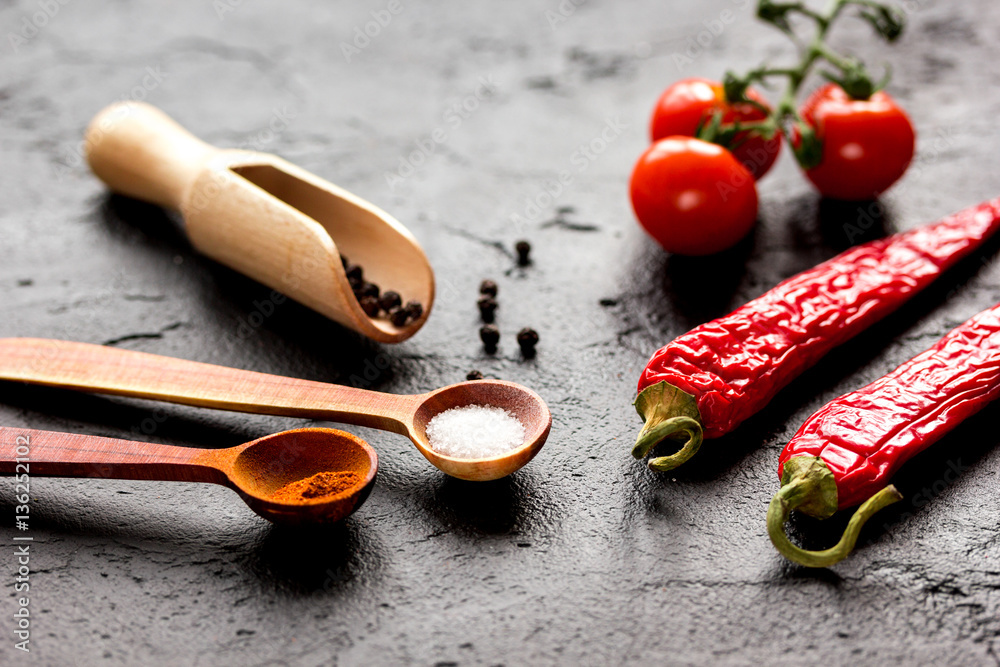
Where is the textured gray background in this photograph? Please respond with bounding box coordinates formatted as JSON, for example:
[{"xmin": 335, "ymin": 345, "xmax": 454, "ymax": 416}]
[{"xmin": 2, "ymin": 0, "xmax": 1000, "ymax": 664}]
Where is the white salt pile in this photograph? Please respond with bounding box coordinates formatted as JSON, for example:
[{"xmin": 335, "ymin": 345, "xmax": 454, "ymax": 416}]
[{"xmin": 425, "ymin": 405, "xmax": 526, "ymax": 459}]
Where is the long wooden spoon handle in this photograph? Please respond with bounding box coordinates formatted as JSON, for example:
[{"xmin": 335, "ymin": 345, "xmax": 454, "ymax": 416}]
[
  {"xmin": 85, "ymin": 102, "xmax": 217, "ymax": 210},
  {"xmin": 0, "ymin": 338, "xmax": 416, "ymax": 434},
  {"xmin": 0, "ymin": 426, "xmax": 221, "ymax": 483}
]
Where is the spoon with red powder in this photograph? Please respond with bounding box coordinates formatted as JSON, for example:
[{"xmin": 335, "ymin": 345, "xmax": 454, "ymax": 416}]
[
  {"xmin": 0, "ymin": 339, "xmax": 551, "ymax": 481},
  {"xmin": 0, "ymin": 426, "xmax": 377, "ymax": 525}
]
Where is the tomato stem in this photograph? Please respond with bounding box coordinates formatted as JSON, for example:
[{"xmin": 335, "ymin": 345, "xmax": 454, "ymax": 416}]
[{"xmin": 718, "ymin": 0, "xmax": 904, "ymax": 167}]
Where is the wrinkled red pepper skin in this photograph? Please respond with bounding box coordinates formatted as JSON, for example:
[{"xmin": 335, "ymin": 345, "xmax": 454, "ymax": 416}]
[
  {"xmin": 780, "ymin": 303, "xmax": 1000, "ymax": 509},
  {"xmin": 638, "ymin": 198, "xmax": 1000, "ymax": 439}
]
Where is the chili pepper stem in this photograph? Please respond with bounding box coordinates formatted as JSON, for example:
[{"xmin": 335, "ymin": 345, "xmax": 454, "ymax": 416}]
[
  {"xmin": 767, "ymin": 456, "xmax": 903, "ymax": 567},
  {"xmin": 633, "ymin": 381, "xmax": 704, "ymax": 471},
  {"xmin": 635, "ymin": 416, "xmax": 703, "ymax": 471}
]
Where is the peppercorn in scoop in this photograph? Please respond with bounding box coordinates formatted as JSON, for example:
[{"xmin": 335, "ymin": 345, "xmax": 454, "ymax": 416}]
[{"xmin": 342, "ymin": 256, "xmax": 423, "ymax": 327}]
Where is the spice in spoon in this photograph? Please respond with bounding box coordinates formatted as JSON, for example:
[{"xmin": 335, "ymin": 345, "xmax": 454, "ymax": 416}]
[
  {"xmin": 389, "ymin": 307, "xmax": 410, "ymax": 327},
  {"xmin": 425, "ymin": 405, "xmax": 525, "ymax": 459},
  {"xmin": 355, "ymin": 281, "xmax": 380, "ymax": 300},
  {"xmin": 270, "ymin": 470, "xmax": 363, "ymax": 504},
  {"xmin": 358, "ymin": 295, "xmax": 381, "ymax": 317},
  {"xmin": 345, "ymin": 264, "xmax": 364, "ymax": 284},
  {"xmin": 404, "ymin": 301, "xmax": 423, "ymax": 321},
  {"xmin": 379, "ymin": 290, "xmax": 402, "ymax": 312},
  {"xmin": 341, "ymin": 258, "xmax": 422, "ymax": 327}
]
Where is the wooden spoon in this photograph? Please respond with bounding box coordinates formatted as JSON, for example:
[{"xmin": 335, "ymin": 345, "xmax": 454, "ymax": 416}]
[
  {"xmin": 0, "ymin": 339, "xmax": 551, "ymax": 481},
  {"xmin": 85, "ymin": 101, "xmax": 434, "ymax": 343},
  {"xmin": 0, "ymin": 426, "xmax": 377, "ymax": 525}
]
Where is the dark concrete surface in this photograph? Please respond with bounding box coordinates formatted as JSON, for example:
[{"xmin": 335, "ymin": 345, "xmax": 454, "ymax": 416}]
[{"xmin": 2, "ymin": 0, "xmax": 1000, "ymax": 664}]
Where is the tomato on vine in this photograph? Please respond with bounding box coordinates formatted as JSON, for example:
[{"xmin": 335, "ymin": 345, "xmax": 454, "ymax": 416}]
[
  {"xmin": 649, "ymin": 78, "xmax": 782, "ymax": 180},
  {"xmin": 630, "ymin": 137, "xmax": 758, "ymax": 256},
  {"xmin": 630, "ymin": 0, "xmax": 914, "ymax": 256},
  {"xmin": 797, "ymin": 83, "xmax": 915, "ymax": 200}
]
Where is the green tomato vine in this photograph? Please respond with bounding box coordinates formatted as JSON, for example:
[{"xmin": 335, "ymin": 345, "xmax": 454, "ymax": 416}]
[{"xmin": 698, "ymin": 0, "xmax": 906, "ymax": 169}]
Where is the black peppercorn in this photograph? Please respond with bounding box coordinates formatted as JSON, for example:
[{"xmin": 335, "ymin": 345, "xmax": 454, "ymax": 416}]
[
  {"xmin": 477, "ymin": 296, "xmax": 498, "ymax": 323},
  {"xmin": 358, "ymin": 295, "xmax": 380, "ymax": 317},
  {"xmin": 389, "ymin": 307, "xmax": 410, "ymax": 327},
  {"xmin": 480, "ymin": 324, "xmax": 500, "ymax": 352},
  {"xmin": 345, "ymin": 264, "xmax": 364, "ymax": 283},
  {"xmin": 379, "ymin": 290, "xmax": 402, "ymax": 313},
  {"xmin": 516, "ymin": 327, "xmax": 539, "ymax": 357},
  {"xmin": 479, "ymin": 279, "xmax": 498, "ymax": 298},
  {"xmin": 354, "ymin": 281, "xmax": 380, "ymax": 299},
  {"xmin": 514, "ymin": 240, "xmax": 531, "ymax": 266},
  {"xmin": 405, "ymin": 301, "xmax": 423, "ymax": 321},
  {"xmin": 466, "ymin": 370, "xmax": 484, "ymax": 381}
]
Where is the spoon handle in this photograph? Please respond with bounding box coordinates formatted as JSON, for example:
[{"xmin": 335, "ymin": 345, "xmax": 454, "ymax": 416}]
[
  {"xmin": 85, "ymin": 102, "xmax": 217, "ymax": 210},
  {"xmin": 0, "ymin": 338, "xmax": 418, "ymax": 434},
  {"xmin": 0, "ymin": 426, "xmax": 223, "ymax": 483}
]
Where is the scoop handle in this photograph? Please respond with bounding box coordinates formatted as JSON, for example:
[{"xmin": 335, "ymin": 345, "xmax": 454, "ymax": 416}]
[
  {"xmin": 0, "ymin": 426, "xmax": 221, "ymax": 483},
  {"xmin": 85, "ymin": 102, "xmax": 217, "ymax": 210},
  {"xmin": 0, "ymin": 338, "xmax": 418, "ymax": 434}
]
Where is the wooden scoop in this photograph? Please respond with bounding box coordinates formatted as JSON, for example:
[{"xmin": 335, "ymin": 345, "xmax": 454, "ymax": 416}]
[
  {"xmin": 84, "ymin": 102, "xmax": 434, "ymax": 343},
  {"xmin": 0, "ymin": 426, "xmax": 378, "ymax": 525},
  {"xmin": 0, "ymin": 339, "xmax": 551, "ymax": 481}
]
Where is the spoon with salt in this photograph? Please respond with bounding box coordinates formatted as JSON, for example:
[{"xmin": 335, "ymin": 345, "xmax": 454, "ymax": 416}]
[
  {"xmin": 0, "ymin": 339, "xmax": 551, "ymax": 481},
  {"xmin": 0, "ymin": 426, "xmax": 377, "ymax": 525}
]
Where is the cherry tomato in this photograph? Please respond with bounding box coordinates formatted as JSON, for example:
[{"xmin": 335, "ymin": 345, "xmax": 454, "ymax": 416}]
[
  {"xmin": 650, "ymin": 77, "xmax": 781, "ymax": 180},
  {"xmin": 798, "ymin": 83, "xmax": 915, "ymax": 200},
  {"xmin": 630, "ymin": 137, "xmax": 758, "ymax": 256}
]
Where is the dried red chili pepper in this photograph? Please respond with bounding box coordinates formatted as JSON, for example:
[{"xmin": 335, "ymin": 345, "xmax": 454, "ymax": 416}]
[
  {"xmin": 634, "ymin": 198, "xmax": 1000, "ymax": 470},
  {"xmin": 769, "ymin": 302, "xmax": 1000, "ymax": 567}
]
